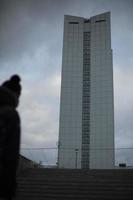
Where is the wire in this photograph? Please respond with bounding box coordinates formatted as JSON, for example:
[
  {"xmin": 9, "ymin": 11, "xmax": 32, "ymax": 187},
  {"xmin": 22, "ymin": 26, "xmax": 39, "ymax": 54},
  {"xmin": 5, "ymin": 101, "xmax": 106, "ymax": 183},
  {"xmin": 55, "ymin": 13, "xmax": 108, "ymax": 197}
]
[{"xmin": 21, "ymin": 147, "xmax": 133, "ymax": 150}]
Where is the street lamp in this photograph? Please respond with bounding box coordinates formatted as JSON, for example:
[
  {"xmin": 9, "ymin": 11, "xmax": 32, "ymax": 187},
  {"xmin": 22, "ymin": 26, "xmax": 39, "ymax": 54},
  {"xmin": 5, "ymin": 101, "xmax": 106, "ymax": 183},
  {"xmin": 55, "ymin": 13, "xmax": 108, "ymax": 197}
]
[{"xmin": 75, "ymin": 148, "xmax": 79, "ymax": 169}]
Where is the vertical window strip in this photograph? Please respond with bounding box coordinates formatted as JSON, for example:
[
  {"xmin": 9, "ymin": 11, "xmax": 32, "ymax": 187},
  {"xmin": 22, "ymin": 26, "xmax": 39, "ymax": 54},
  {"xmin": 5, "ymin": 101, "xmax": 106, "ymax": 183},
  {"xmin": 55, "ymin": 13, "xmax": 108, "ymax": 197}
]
[{"xmin": 82, "ymin": 32, "xmax": 91, "ymax": 169}]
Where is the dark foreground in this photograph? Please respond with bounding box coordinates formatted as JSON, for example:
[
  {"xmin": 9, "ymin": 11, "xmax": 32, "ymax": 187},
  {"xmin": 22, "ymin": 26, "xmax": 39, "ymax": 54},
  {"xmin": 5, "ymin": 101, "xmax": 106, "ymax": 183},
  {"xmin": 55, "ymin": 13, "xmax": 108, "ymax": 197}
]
[{"xmin": 16, "ymin": 168, "xmax": 133, "ymax": 200}]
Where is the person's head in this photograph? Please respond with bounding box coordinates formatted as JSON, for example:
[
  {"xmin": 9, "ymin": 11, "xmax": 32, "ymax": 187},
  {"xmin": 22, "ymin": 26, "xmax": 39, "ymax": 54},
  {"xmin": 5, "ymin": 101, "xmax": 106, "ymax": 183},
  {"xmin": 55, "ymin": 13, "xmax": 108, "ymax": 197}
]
[{"xmin": 2, "ymin": 74, "xmax": 22, "ymax": 98}]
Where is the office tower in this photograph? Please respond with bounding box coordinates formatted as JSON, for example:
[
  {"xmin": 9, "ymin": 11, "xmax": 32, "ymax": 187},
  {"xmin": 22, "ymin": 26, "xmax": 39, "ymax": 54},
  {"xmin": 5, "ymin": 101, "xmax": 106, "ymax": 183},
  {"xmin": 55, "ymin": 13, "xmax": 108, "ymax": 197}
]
[{"xmin": 58, "ymin": 12, "xmax": 114, "ymax": 169}]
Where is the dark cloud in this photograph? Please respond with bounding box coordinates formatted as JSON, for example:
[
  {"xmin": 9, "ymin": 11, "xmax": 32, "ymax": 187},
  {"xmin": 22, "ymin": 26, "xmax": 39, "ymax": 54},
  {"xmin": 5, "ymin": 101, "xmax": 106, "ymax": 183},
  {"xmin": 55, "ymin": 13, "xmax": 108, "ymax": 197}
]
[
  {"xmin": 0, "ymin": 0, "xmax": 68, "ymax": 64},
  {"xmin": 0, "ymin": 0, "xmax": 133, "ymax": 65}
]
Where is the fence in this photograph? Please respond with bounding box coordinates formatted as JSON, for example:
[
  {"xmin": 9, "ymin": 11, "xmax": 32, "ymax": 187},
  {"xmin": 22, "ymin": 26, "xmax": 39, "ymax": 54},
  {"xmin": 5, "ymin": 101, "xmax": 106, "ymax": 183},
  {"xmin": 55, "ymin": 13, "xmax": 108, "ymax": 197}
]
[
  {"xmin": 20, "ymin": 147, "xmax": 133, "ymax": 167},
  {"xmin": 20, "ymin": 148, "xmax": 58, "ymax": 167}
]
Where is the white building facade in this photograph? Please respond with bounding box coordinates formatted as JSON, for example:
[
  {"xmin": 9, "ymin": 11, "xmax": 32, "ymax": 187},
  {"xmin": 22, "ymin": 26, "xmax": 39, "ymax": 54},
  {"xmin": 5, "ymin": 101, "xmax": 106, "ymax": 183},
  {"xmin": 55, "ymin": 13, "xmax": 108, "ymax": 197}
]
[{"xmin": 58, "ymin": 12, "xmax": 114, "ymax": 169}]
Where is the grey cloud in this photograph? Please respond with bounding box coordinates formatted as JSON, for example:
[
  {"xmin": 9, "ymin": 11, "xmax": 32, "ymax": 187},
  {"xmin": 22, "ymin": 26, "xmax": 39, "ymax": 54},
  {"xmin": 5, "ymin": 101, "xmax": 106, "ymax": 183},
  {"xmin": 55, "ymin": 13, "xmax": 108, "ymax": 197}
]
[
  {"xmin": 18, "ymin": 74, "xmax": 60, "ymax": 151},
  {"xmin": 114, "ymin": 66, "xmax": 133, "ymax": 165}
]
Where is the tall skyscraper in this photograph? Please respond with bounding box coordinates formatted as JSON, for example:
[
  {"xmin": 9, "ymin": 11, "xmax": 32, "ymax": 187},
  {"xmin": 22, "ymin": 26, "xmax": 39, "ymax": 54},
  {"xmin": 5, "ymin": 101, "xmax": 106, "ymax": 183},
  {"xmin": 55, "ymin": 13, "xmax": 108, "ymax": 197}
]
[{"xmin": 58, "ymin": 12, "xmax": 114, "ymax": 169}]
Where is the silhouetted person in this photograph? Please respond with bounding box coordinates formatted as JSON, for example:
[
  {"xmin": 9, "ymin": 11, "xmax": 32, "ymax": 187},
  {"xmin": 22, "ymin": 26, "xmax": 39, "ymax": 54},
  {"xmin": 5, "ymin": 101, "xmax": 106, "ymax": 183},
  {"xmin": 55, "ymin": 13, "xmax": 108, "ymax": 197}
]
[{"xmin": 0, "ymin": 75, "xmax": 21, "ymax": 200}]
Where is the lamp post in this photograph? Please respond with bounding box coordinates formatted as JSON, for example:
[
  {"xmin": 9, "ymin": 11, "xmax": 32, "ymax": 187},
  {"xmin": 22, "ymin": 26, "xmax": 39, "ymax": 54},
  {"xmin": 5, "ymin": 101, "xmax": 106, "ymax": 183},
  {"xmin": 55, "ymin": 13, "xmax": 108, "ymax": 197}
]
[{"xmin": 75, "ymin": 148, "xmax": 79, "ymax": 169}]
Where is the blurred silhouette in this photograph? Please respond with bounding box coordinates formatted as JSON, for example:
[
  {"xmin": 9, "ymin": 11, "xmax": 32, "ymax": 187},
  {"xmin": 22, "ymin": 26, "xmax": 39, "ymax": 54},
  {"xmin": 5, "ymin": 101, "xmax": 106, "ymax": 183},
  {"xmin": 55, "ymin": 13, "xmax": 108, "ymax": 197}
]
[{"xmin": 0, "ymin": 75, "xmax": 21, "ymax": 200}]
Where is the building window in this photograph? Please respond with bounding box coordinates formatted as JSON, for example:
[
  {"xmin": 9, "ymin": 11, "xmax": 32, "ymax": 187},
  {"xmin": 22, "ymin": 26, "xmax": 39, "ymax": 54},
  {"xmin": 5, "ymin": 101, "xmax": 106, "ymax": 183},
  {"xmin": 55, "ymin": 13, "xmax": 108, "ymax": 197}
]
[
  {"xmin": 69, "ymin": 22, "xmax": 79, "ymax": 24},
  {"xmin": 95, "ymin": 19, "xmax": 105, "ymax": 23}
]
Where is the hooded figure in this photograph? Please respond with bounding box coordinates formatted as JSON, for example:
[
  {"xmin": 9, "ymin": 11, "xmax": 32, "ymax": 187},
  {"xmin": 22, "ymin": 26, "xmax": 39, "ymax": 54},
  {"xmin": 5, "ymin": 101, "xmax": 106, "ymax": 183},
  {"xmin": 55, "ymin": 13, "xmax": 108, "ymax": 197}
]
[{"xmin": 0, "ymin": 75, "xmax": 21, "ymax": 200}]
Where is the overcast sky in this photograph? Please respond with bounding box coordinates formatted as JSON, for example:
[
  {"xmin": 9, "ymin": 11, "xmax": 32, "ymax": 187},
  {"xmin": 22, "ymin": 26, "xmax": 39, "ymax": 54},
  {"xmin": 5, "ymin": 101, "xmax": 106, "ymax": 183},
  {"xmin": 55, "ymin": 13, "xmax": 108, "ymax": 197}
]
[{"xmin": 0, "ymin": 0, "xmax": 133, "ymax": 165}]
